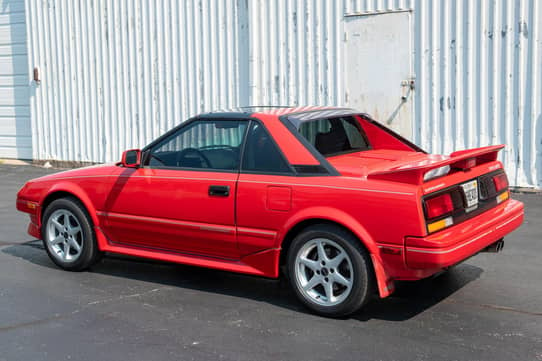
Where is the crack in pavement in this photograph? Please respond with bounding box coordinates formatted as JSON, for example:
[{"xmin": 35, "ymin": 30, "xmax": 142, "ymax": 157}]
[
  {"xmin": 83, "ymin": 287, "xmax": 173, "ymax": 307},
  {"xmin": 0, "ymin": 286, "xmax": 173, "ymax": 332},
  {"xmin": 444, "ymin": 298, "xmax": 542, "ymax": 316},
  {"xmin": 0, "ymin": 314, "xmax": 67, "ymax": 332}
]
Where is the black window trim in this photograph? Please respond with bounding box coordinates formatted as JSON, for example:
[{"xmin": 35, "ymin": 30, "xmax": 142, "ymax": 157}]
[{"xmin": 141, "ymin": 117, "xmax": 250, "ymax": 174}]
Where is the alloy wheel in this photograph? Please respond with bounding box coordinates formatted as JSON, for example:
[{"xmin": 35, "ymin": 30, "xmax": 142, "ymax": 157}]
[
  {"xmin": 45, "ymin": 209, "xmax": 84, "ymax": 262},
  {"xmin": 294, "ymin": 238, "xmax": 354, "ymax": 307}
]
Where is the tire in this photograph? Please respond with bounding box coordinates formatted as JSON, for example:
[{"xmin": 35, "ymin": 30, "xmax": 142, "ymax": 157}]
[
  {"xmin": 287, "ymin": 224, "xmax": 374, "ymax": 317},
  {"xmin": 41, "ymin": 197, "xmax": 102, "ymax": 271}
]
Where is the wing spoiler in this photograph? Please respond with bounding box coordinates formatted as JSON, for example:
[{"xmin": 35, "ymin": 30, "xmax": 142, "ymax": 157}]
[{"xmin": 367, "ymin": 145, "xmax": 505, "ymax": 185}]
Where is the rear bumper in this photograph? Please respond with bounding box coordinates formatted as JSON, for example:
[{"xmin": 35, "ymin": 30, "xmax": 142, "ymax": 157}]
[{"xmin": 405, "ymin": 199, "xmax": 524, "ymax": 270}]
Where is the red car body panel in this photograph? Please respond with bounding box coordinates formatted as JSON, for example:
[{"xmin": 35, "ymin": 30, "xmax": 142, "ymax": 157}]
[
  {"xmin": 405, "ymin": 199, "xmax": 523, "ymax": 271},
  {"xmin": 16, "ymin": 107, "xmax": 524, "ymax": 298}
]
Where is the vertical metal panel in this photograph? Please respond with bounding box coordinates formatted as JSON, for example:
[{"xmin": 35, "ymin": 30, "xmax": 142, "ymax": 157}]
[
  {"xmin": 0, "ymin": 0, "xmax": 31, "ymax": 159},
  {"xmin": 24, "ymin": 0, "xmax": 541, "ymax": 188},
  {"xmin": 248, "ymin": 0, "xmax": 345, "ymax": 106},
  {"xmin": 25, "ymin": 0, "xmax": 243, "ymax": 163},
  {"xmin": 411, "ymin": 0, "xmax": 542, "ymax": 188}
]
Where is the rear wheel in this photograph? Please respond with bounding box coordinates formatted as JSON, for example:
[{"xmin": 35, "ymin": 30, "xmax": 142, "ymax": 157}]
[
  {"xmin": 41, "ymin": 197, "xmax": 101, "ymax": 271},
  {"xmin": 287, "ymin": 224, "xmax": 374, "ymax": 317}
]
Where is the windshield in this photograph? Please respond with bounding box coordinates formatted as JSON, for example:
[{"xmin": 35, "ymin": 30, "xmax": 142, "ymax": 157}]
[{"xmin": 298, "ymin": 116, "xmax": 371, "ymax": 157}]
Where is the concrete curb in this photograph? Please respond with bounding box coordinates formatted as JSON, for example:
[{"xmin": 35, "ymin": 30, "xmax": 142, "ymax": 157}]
[
  {"xmin": 0, "ymin": 159, "xmax": 31, "ymax": 166},
  {"xmin": 510, "ymin": 187, "xmax": 542, "ymax": 194}
]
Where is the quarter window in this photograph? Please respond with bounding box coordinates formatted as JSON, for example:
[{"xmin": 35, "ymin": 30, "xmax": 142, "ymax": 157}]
[
  {"xmin": 147, "ymin": 120, "xmax": 248, "ymax": 170},
  {"xmin": 241, "ymin": 122, "xmax": 291, "ymax": 174}
]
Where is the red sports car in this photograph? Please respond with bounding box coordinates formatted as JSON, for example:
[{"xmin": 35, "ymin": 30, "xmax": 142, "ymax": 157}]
[{"xmin": 16, "ymin": 107, "xmax": 524, "ymax": 317}]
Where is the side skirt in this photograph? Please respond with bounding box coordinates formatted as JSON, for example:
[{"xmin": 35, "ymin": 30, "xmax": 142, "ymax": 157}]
[{"xmin": 95, "ymin": 226, "xmax": 280, "ymax": 278}]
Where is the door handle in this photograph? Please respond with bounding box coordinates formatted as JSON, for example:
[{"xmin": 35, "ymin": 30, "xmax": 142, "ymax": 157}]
[{"xmin": 208, "ymin": 185, "xmax": 230, "ymax": 197}]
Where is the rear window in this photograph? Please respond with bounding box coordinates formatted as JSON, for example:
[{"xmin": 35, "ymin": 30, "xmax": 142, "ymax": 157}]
[{"xmin": 298, "ymin": 116, "xmax": 370, "ymax": 156}]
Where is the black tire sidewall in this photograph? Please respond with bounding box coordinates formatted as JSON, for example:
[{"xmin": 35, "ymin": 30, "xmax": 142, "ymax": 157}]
[
  {"xmin": 41, "ymin": 198, "xmax": 98, "ymax": 271},
  {"xmin": 287, "ymin": 224, "xmax": 373, "ymax": 317}
]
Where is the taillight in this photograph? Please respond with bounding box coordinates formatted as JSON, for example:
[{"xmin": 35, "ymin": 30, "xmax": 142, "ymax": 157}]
[
  {"xmin": 493, "ymin": 173, "xmax": 508, "ymax": 192},
  {"xmin": 425, "ymin": 193, "xmax": 454, "ymax": 219}
]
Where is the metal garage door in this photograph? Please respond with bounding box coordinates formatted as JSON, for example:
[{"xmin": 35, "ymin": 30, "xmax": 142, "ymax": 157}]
[{"xmin": 0, "ymin": 0, "xmax": 30, "ymax": 159}]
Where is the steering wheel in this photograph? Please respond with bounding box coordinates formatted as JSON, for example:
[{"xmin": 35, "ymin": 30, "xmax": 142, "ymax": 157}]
[{"xmin": 176, "ymin": 148, "xmax": 212, "ymax": 168}]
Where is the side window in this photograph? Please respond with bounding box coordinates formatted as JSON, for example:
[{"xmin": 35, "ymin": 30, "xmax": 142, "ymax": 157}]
[
  {"xmin": 147, "ymin": 120, "xmax": 247, "ymax": 170},
  {"xmin": 299, "ymin": 116, "xmax": 369, "ymax": 156},
  {"xmin": 241, "ymin": 122, "xmax": 291, "ymax": 174}
]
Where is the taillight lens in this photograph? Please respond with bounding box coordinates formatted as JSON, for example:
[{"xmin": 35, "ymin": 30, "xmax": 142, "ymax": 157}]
[
  {"xmin": 425, "ymin": 193, "xmax": 454, "ymax": 219},
  {"xmin": 493, "ymin": 173, "xmax": 508, "ymax": 192}
]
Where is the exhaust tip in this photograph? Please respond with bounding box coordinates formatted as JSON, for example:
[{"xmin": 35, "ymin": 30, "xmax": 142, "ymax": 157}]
[{"xmin": 482, "ymin": 239, "xmax": 504, "ymax": 253}]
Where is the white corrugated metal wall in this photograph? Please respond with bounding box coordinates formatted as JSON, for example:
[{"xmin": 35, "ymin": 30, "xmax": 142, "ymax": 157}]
[
  {"xmin": 24, "ymin": 0, "xmax": 246, "ymax": 163},
  {"xmin": 24, "ymin": 0, "xmax": 541, "ymax": 188},
  {"xmin": 411, "ymin": 0, "xmax": 541, "ymax": 189},
  {"xmin": 0, "ymin": 0, "xmax": 31, "ymax": 159}
]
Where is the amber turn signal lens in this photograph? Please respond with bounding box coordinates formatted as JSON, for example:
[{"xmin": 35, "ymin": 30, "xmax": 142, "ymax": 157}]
[
  {"xmin": 497, "ymin": 191, "xmax": 509, "ymax": 204},
  {"xmin": 427, "ymin": 217, "xmax": 453, "ymax": 233}
]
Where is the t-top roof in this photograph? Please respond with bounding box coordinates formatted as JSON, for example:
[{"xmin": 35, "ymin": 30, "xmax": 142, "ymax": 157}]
[{"xmin": 198, "ymin": 106, "xmax": 359, "ymax": 121}]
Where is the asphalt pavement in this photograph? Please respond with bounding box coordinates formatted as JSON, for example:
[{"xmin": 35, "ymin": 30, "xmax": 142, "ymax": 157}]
[{"xmin": 0, "ymin": 164, "xmax": 541, "ymax": 361}]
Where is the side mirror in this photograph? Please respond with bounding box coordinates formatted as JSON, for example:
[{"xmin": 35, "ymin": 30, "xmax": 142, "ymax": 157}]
[{"xmin": 121, "ymin": 149, "xmax": 141, "ymax": 168}]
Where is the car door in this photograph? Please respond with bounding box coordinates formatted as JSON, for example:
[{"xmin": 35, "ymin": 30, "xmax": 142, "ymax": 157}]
[
  {"xmin": 100, "ymin": 119, "xmax": 248, "ymax": 259},
  {"xmin": 235, "ymin": 121, "xmax": 297, "ymax": 256}
]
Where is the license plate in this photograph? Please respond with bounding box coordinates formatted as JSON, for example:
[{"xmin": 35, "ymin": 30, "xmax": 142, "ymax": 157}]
[{"xmin": 461, "ymin": 179, "xmax": 479, "ymax": 211}]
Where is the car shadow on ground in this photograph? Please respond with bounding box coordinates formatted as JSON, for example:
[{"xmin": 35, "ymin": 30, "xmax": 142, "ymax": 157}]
[{"xmin": 2, "ymin": 240, "xmax": 483, "ymax": 321}]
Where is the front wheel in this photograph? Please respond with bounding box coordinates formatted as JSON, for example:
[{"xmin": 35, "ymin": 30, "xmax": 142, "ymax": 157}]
[
  {"xmin": 287, "ymin": 224, "xmax": 374, "ymax": 317},
  {"xmin": 41, "ymin": 197, "xmax": 101, "ymax": 271}
]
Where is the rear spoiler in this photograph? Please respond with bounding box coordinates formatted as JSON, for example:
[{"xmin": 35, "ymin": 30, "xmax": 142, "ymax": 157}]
[{"xmin": 367, "ymin": 145, "xmax": 504, "ymax": 185}]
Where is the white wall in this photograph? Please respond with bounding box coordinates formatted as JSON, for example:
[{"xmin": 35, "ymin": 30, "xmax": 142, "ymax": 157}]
[
  {"xmin": 24, "ymin": 0, "xmax": 542, "ymax": 188},
  {"xmin": 0, "ymin": 0, "xmax": 31, "ymax": 159},
  {"xmin": 25, "ymin": 0, "xmax": 246, "ymax": 163}
]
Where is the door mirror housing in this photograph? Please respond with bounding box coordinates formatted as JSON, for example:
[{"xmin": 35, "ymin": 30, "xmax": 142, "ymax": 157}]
[{"xmin": 121, "ymin": 149, "xmax": 141, "ymax": 168}]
